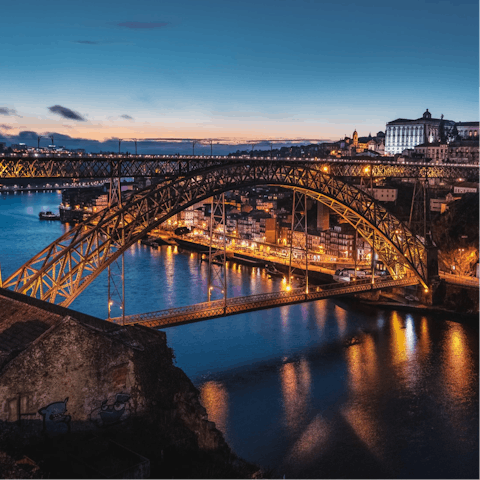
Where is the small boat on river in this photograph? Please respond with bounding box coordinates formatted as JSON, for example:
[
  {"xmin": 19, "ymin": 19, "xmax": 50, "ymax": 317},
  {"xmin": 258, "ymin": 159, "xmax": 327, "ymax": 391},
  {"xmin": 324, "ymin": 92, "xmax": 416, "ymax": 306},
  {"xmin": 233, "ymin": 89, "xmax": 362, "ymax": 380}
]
[
  {"xmin": 265, "ymin": 264, "xmax": 284, "ymax": 278},
  {"xmin": 39, "ymin": 211, "xmax": 60, "ymax": 220}
]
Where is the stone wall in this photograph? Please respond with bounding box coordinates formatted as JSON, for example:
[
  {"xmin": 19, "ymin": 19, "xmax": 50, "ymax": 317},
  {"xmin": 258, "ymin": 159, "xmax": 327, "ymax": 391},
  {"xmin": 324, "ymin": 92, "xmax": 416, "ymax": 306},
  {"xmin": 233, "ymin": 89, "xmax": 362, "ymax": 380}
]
[
  {"xmin": 0, "ymin": 314, "xmax": 258, "ymax": 478},
  {"xmin": 0, "ymin": 317, "xmax": 146, "ymax": 439}
]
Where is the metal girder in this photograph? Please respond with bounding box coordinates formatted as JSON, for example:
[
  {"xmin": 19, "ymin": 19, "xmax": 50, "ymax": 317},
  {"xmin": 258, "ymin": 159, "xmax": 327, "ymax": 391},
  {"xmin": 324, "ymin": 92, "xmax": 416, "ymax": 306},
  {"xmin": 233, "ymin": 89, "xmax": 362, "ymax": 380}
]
[
  {"xmin": 288, "ymin": 190, "xmax": 309, "ymax": 291},
  {"xmin": 207, "ymin": 193, "xmax": 227, "ymax": 304},
  {"xmin": 3, "ymin": 161, "xmax": 429, "ymax": 306},
  {"xmin": 0, "ymin": 154, "xmax": 478, "ymax": 180}
]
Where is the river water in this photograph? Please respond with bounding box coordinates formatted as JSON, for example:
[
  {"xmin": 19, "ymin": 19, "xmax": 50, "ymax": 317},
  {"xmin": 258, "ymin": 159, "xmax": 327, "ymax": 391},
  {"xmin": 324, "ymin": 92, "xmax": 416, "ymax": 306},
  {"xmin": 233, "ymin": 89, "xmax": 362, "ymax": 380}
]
[{"xmin": 1, "ymin": 191, "xmax": 478, "ymax": 478}]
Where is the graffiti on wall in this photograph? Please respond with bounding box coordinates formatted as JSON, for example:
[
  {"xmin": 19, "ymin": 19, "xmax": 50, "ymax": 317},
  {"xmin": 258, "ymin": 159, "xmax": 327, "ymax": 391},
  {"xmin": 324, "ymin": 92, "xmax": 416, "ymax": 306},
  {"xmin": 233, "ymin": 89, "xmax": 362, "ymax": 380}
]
[
  {"xmin": 38, "ymin": 398, "xmax": 71, "ymax": 434},
  {"xmin": 89, "ymin": 393, "xmax": 131, "ymax": 427}
]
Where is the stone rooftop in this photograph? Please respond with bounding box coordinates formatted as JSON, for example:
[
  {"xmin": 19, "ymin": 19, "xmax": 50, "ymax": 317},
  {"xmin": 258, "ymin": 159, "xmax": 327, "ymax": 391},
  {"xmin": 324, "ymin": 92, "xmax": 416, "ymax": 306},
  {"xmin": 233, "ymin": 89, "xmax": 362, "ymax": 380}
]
[{"xmin": 0, "ymin": 288, "xmax": 118, "ymax": 371}]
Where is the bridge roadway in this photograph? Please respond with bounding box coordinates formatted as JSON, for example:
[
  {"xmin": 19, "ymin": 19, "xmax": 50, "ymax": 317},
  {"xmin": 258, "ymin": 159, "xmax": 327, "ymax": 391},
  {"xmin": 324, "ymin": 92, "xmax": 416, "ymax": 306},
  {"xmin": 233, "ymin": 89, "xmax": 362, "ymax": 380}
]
[
  {"xmin": 109, "ymin": 276, "xmax": 419, "ymax": 328},
  {"xmin": 1, "ymin": 153, "xmax": 478, "ymax": 180}
]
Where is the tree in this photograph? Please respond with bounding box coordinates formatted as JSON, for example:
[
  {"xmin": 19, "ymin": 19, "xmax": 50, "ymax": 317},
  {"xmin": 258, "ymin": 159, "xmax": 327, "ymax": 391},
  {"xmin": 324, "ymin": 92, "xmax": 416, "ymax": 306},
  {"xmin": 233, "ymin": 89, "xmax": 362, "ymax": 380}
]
[{"xmin": 431, "ymin": 193, "xmax": 479, "ymax": 276}]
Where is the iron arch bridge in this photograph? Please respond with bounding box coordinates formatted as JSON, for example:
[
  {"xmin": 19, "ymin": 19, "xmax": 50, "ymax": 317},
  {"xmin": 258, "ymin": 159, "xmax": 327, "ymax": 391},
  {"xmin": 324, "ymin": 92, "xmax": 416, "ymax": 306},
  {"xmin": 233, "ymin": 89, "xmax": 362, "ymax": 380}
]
[
  {"xmin": 0, "ymin": 153, "xmax": 479, "ymax": 181},
  {"xmin": 3, "ymin": 160, "xmax": 430, "ymax": 306}
]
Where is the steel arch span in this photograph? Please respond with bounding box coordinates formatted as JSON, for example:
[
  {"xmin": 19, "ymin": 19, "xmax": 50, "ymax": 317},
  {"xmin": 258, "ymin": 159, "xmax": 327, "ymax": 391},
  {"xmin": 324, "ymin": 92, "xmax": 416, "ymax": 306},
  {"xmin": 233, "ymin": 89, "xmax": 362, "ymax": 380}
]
[{"xmin": 3, "ymin": 161, "xmax": 427, "ymax": 306}]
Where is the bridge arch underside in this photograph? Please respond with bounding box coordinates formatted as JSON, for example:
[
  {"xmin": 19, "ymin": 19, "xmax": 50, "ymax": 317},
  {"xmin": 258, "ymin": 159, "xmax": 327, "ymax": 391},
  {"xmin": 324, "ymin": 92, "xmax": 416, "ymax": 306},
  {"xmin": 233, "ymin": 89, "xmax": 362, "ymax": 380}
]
[{"xmin": 4, "ymin": 162, "xmax": 427, "ymax": 306}]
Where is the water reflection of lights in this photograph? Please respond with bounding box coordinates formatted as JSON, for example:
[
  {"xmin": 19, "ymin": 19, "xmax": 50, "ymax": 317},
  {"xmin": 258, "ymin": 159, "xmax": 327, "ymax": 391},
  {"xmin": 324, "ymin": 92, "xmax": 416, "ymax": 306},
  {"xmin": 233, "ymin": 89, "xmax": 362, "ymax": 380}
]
[
  {"xmin": 280, "ymin": 358, "xmax": 312, "ymax": 433},
  {"xmin": 334, "ymin": 305, "xmax": 347, "ymax": 336},
  {"xmin": 341, "ymin": 403, "xmax": 387, "ymax": 463},
  {"xmin": 313, "ymin": 301, "xmax": 326, "ymax": 332},
  {"xmin": 417, "ymin": 316, "xmax": 431, "ymax": 358},
  {"xmin": 405, "ymin": 315, "xmax": 416, "ymax": 354},
  {"xmin": 164, "ymin": 246, "xmax": 175, "ymax": 292},
  {"xmin": 442, "ymin": 323, "xmax": 472, "ymax": 401},
  {"xmin": 346, "ymin": 335, "xmax": 378, "ymax": 394},
  {"xmin": 199, "ymin": 381, "xmax": 229, "ymax": 434},
  {"xmin": 286, "ymin": 414, "xmax": 330, "ymax": 463},
  {"xmin": 390, "ymin": 311, "xmax": 407, "ymax": 365}
]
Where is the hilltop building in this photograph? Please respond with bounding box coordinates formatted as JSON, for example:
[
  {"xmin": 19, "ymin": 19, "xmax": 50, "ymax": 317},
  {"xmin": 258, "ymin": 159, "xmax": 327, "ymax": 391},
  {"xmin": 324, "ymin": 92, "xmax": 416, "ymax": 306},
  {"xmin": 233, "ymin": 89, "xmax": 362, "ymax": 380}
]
[
  {"xmin": 328, "ymin": 131, "xmax": 385, "ymax": 157},
  {"xmin": 385, "ymin": 109, "xmax": 456, "ymax": 155},
  {"xmin": 455, "ymin": 122, "xmax": 479, "ymax": 139}
]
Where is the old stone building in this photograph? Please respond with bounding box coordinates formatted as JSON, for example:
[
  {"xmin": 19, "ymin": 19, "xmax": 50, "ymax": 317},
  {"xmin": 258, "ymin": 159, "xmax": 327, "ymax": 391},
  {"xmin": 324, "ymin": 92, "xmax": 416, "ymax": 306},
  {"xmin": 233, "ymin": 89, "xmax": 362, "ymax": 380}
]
[{"xmin": 0, "ymin": 288, "xmax": 256, "ymax": 478}]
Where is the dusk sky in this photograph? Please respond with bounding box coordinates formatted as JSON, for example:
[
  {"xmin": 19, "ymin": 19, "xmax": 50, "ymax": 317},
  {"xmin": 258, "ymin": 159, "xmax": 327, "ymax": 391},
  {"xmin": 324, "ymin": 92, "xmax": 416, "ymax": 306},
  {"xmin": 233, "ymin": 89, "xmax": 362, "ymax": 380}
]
[{"xmin": 1, "ymin": 0, "xmax": 478, "ymax": 152}]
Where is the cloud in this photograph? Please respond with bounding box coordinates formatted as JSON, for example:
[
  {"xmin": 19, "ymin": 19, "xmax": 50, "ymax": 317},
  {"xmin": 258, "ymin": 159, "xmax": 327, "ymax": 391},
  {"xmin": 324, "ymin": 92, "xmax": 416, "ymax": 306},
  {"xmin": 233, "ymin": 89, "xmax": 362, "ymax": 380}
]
[
  {"xmin": 120, "ymin": 114, "xmax": 134, "ymax": 120},
  {"xmin": 48, "ymin": 105, "xmax": 86, "ymax": 121},
  {"xmin": 0, "ymin": 124, "xmax": 13, "ymax": 130},
  {"xmin": 116, "ymin": 21, "xmax": 169, "ymax": 29},
  {"xmin": 0, "ymin": 107, "xmax": 19, "ymax": 116},
  {"xmin": 74, "ymin": 40, "xmax": 101, "ymax": 45}
]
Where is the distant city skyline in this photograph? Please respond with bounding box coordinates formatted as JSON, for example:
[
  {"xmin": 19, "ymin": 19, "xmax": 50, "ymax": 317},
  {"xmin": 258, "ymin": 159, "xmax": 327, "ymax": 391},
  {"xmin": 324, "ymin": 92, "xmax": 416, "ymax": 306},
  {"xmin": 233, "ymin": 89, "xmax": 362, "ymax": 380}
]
[{"xmin": 1, "ymin": 0, "xmax": 478, "ymax": 152}]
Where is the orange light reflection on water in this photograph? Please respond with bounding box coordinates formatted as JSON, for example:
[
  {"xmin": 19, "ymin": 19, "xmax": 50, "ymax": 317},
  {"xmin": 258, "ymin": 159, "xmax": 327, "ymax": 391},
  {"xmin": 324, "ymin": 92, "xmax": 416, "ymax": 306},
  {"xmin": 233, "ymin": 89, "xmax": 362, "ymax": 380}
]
[
  {"xmin": 199, "ymin": 381, "xmax": 229, "ymax": 434},
  {"xmin": 280, "ymin": 357, "xmax": 312, "ymax": 433},
  {"xmin": 390, "ymin": 311, "xmax": 407, "ymax": 365},
  {"xmin": 417, "ymin": 316, "xmax": 431, "ymax": 359},
  {"xmin": 442, "ymin": 323, "xmax": 473, "ymax": 401},
  {"xmin": 335, "ymin": 305, "xmax": 347, "ymax": 336},
  {"xmin": 346, "ymin": 334, "xmax": 378, "ymax": 395}
]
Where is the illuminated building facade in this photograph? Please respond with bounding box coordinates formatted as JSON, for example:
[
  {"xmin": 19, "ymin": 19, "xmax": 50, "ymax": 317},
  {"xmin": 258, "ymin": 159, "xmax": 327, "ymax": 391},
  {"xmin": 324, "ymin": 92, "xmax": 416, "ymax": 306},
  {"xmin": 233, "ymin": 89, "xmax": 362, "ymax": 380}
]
[
  {"xmin": 456, "ymin": 122, "xmax": 479, "ymax": 139},
  {"xmin": 385, "ymin": 109, "xmax": 455, "ymax": 155}
]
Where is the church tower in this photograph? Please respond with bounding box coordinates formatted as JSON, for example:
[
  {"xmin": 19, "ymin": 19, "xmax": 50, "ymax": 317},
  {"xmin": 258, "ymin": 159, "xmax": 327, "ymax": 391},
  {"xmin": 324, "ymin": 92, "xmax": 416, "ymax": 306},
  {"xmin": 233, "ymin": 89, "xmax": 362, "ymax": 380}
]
[{"xmin": 353, "ymin": 129, "xmax": 358, "ymax": 147}]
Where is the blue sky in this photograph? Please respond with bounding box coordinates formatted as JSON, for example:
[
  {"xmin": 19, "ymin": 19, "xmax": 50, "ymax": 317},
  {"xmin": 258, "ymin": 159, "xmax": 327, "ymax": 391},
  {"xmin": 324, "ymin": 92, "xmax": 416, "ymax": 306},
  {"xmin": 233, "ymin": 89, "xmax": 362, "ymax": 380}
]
[{"xmin": 1, "ymin": 0, "xmax": 478, "ymax": 152}]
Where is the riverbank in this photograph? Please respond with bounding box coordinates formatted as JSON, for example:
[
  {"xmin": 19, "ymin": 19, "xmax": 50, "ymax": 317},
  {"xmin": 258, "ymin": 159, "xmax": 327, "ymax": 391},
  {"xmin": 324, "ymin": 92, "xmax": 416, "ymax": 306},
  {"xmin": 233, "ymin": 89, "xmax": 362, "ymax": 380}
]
[
  {"xmin": 157, "ymin": 231, "xmax": 337, "ymax": 281},
  {"xmin": 359, "ymin": 298, "xmax": 479, "ymax": 323},
  {"xmin": 159, "ymin": 232, "xmax": 479, "ymax": 318}
]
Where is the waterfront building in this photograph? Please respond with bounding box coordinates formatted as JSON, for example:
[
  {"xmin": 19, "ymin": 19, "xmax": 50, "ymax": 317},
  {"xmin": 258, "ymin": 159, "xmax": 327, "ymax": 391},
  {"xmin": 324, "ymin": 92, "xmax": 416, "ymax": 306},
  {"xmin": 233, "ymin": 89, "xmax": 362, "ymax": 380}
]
[{"xmin": 278, "ymin": 224, "xmax": 356, "ymax": 260}]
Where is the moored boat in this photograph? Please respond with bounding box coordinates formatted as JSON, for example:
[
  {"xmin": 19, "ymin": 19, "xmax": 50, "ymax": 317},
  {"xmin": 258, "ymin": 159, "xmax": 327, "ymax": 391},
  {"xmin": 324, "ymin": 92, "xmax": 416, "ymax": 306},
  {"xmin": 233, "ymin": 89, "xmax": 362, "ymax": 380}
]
[
  {"xmin": 265, "ymin": 264, "xmax": 284, "ymax": 277},
  {"xmin": 39, "ymin": 211, "xmax": 60, "ymax": 220}
]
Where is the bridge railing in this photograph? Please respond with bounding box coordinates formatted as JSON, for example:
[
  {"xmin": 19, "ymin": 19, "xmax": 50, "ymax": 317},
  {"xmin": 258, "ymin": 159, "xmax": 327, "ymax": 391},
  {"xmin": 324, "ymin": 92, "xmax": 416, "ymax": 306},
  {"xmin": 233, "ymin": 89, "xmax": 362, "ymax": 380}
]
[{"xmin": 111, "ymin": 274, "xmax": 418, "ymax": 325}]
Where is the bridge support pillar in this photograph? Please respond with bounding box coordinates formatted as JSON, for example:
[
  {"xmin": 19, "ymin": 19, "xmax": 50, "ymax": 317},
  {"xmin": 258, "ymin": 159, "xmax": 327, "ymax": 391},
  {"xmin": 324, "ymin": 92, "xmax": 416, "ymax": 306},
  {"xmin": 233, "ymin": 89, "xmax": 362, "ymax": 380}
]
[
  {"xmin": 420, "ymin": 239, "xmax": 441, "ymax": 305},
  {"xmin": 426, "ymin": 243, "xmax": 439, "ymax": 285},
  {"xmin": 288, "ymin": 190, "xmax": 309, "ymax": 293}
]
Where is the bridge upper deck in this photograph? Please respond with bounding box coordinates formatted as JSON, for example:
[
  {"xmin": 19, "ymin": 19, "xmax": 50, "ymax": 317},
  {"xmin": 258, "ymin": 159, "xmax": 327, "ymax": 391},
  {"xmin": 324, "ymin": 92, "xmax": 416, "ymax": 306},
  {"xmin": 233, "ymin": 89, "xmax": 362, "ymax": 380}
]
[{"xmin": 0, "ymin": 153, "xmax": 478, "ymax": 180}]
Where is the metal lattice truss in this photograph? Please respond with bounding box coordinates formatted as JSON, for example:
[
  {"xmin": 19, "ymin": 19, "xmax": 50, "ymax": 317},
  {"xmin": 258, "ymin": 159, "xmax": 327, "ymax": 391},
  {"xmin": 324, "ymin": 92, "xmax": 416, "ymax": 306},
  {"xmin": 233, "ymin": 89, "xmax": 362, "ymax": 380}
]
[
  {"xmin": 3, "ymin": 161, "xmax": 428, "ymax": 306},
  {"xmin": 1, "ymin": 154, "xmax": 478, "ymax": 180},
  {"xmin": 288, "ymin": 190, "xmax": 309, "ymax": 288},
  {"xmin": 208, "ymin": 194, "xmax": 227, "ymax": 303}
]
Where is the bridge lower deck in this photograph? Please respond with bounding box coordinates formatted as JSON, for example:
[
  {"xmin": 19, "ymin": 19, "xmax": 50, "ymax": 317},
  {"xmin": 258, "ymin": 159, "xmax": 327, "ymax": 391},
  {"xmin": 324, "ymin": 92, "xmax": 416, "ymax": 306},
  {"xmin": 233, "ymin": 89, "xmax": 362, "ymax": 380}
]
[{"xmin": 109, "ymin": 277, "xmax": 419, "ymax": 328}]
